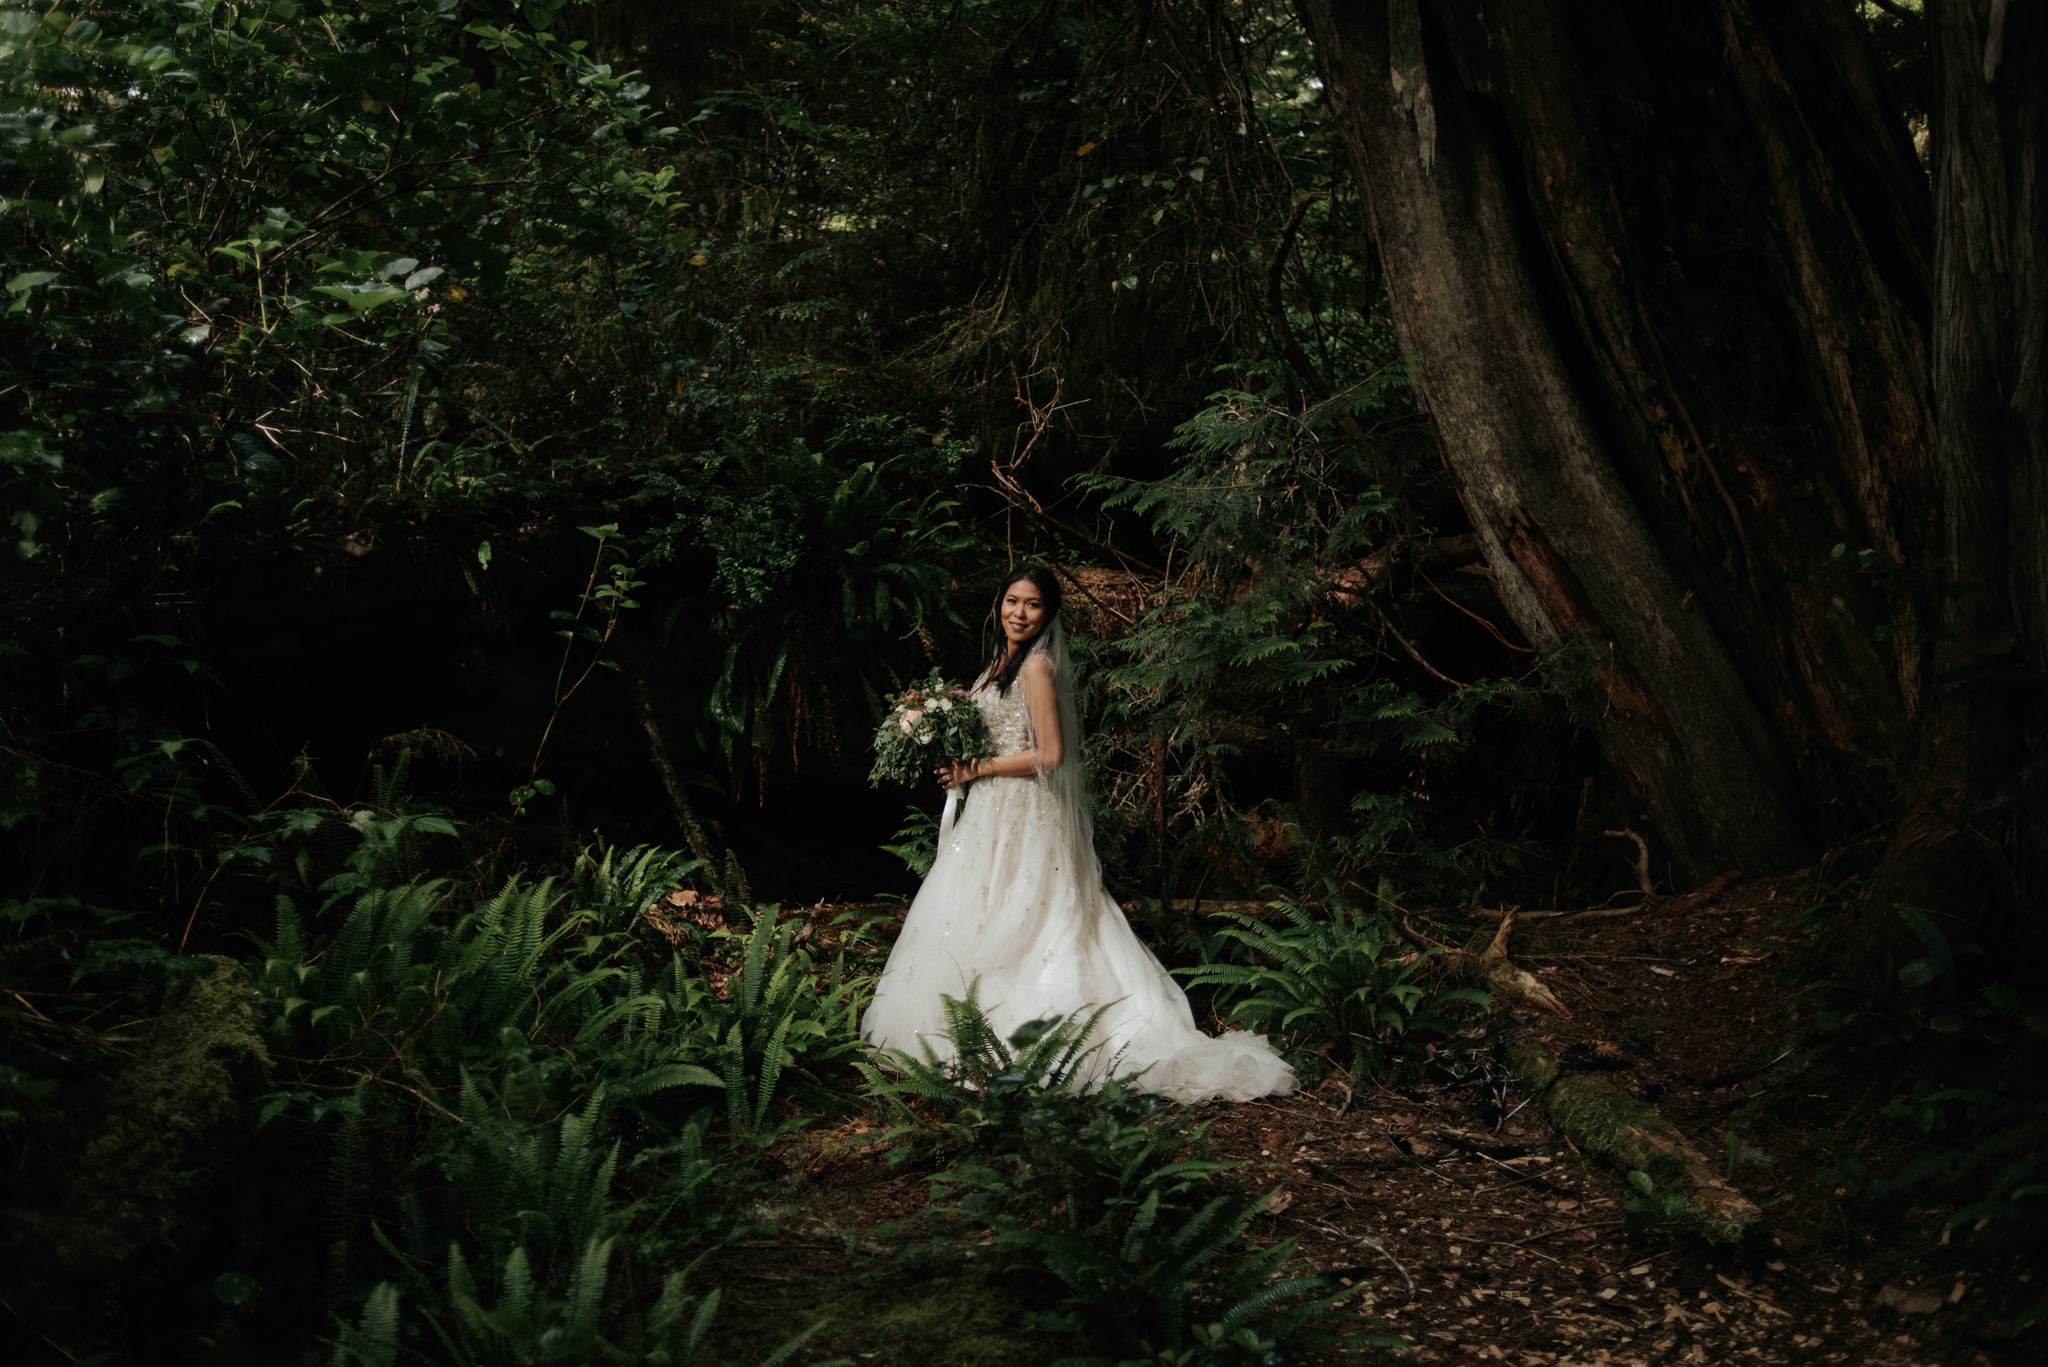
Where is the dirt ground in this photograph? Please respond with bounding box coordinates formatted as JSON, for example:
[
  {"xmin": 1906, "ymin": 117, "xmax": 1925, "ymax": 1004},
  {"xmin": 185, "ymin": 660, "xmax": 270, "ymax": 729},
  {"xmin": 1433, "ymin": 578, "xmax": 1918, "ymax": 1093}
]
[{"xmin": 694, "ymin": 874, "xmax": 2042, "ymax": 1366}]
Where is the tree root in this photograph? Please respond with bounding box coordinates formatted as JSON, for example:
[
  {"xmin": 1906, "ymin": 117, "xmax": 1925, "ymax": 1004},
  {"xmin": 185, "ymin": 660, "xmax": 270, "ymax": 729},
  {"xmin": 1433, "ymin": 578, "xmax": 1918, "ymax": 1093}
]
[{"xmin": 1504, "ymin": 1036, "xmax": 1761, "ymax": 1245}]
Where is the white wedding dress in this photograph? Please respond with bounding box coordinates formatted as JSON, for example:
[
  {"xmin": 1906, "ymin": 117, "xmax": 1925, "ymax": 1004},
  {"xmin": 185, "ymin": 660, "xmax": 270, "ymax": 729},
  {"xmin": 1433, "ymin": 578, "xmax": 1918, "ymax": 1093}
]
[{"xmin": 861, "ymin": 625, "xmax": 1296, "ymax": 1103}]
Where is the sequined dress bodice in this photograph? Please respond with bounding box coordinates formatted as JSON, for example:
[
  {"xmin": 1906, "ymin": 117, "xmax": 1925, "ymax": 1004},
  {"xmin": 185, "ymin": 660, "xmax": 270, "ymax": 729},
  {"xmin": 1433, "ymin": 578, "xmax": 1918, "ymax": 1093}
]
[{"xmin": 976, "ymin": 680, "xmax": 1034, "ymax": 758}]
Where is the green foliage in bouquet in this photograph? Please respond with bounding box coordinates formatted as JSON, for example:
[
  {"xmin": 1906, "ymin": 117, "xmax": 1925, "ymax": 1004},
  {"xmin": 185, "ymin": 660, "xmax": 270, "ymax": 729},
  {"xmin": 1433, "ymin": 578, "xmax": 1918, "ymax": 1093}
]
[{"xmin": 870, "ymin": 671, "xmax": 994, "ymax": 787}]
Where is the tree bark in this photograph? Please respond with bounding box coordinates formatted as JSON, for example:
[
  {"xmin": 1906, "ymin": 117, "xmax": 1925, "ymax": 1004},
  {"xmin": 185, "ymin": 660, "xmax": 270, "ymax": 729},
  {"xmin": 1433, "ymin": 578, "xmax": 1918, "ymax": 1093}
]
[
  {"xmin": 616, "ymin": 633, "xmax": 719, "ymax": 869},
  {"xmin": 1928, "ymin": 0, "xmax": 2048, "ymax": 932},
  {"xmin": 1294, "ymin": 0, "xmax": 1942, "ymax": 885}
]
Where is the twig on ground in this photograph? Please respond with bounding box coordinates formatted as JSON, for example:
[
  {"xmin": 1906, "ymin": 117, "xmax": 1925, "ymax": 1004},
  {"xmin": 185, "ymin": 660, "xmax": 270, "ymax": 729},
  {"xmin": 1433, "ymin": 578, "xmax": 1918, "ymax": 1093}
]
[
  {"xmin": 1503, "ymin": 1218, "xmax": 1623, "ymax": 1246},
  {"xmin": 0, "ymin": 1294, "xmax": 77, "ymax": 1362},
  {"xmin": 1305, "ymin": 1219, "xmax": 1415, "ymax": 1294}
]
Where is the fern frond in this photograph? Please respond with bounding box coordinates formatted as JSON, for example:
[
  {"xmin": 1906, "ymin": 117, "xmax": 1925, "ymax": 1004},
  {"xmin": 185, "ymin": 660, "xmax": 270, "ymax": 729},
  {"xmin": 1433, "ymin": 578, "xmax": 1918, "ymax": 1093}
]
[
  {"xmin": 499, "ymin": 1244, "xmax": 534, "ymax": 1324},
  {"xmin": 722, "ymin": 1019, "xmax": 749, "ymax": 1134},
  {"xmin": 738, "ymin": 906, "xmax": 778, "ymax": 1017},
  {"xmin": 564, "ymin": 1235, "xmax": 615, "ymax": 1339},
  {"xmin": 755, "ymin": 1318, "xmax": 832, "ymax": 1367},
  {"xmin": 329, "ymin": 1282, "xmax": 402, "ymax": 1367},
  {"xmin": 1043, "ymin": 1001, "xmax": 1115, "ymax": 1084},
  {"xmin": 753, "ymin": 1010, "xmax": 797, "ymax": 1133},
  {"xmin": 443, "ymin": 1238, "xmax": 477, "ymax": 1308},
  {"xmin": 619, "ymin": 1062, "xmax": 724, "ymax": 1096},
  {"xmin": 1213, "ymin": 1273, "xmax": 1341, "ymax": 1335},
  {"xmin": 330, "ymin": 888, "xmax": 386, "ymax": 992}
]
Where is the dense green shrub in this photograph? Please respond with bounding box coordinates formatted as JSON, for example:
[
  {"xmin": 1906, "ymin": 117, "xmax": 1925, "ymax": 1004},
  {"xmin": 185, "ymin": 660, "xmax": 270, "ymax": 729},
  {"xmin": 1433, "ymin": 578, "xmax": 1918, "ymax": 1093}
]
[{"xmin": 1178, "ymin": 876, "xmax": 1488, "ymax": 1081}]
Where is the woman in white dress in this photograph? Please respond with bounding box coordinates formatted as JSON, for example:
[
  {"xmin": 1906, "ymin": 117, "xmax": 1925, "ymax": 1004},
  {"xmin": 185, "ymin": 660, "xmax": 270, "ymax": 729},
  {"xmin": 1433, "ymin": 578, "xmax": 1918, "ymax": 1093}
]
[{"xmin": 860, "ymin": 566, "xmax": 1297, "ymax": 1103}]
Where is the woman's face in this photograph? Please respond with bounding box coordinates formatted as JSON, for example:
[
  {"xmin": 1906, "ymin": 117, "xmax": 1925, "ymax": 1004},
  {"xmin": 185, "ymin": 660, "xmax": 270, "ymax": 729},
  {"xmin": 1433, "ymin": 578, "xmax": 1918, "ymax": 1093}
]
[{"xmin": 999, "ymin": 578, "xmax": 1050, "ymax": 649}]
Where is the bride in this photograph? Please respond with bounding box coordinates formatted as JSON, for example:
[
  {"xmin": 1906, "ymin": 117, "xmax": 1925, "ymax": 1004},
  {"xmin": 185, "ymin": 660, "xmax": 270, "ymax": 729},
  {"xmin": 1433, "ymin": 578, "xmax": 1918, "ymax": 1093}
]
[{"xmin": 860, "ymin": 565, "xmax": 1297, "ymax": 1103}]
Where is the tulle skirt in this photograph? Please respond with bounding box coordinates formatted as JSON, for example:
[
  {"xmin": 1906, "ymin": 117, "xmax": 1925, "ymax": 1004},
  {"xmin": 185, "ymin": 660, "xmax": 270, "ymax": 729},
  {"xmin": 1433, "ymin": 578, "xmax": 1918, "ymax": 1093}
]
[{"xmin": 860, "ymin": 773, "xmax": 1296, "ymax": 1103}]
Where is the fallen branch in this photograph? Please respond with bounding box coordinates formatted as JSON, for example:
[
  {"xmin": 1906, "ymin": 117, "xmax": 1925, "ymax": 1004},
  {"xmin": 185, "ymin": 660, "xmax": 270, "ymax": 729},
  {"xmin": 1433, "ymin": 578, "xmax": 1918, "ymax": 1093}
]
[
  {"xmin": 1401, "ymin": 907, "xmax": 1570, "ymax": 1015},
  {"xmin": 1458, "ymin": 903, "xmax": 1645, "ymax": 922},
  {"xmin": 1605, "ymin": 828, "xmax": 1654, "ymax": 896}
]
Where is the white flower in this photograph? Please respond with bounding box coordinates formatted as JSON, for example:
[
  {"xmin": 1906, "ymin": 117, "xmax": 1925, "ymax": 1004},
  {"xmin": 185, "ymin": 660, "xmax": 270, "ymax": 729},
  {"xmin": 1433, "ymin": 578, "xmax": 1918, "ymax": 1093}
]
[
  {"xmin": 935, "ymin": 698, "xmax": 953, "ymax": 712},
  {"xmin": 916, "ymin": 733, "xmax": 933, "ymax": 745}
]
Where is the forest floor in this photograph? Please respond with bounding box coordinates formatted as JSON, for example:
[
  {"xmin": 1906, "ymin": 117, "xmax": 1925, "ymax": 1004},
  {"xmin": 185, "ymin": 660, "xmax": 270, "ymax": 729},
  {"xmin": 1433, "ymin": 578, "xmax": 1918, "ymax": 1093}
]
[{"xmin": 687, "ymin": 873, "xmax": 2041, "ymax": 1367}]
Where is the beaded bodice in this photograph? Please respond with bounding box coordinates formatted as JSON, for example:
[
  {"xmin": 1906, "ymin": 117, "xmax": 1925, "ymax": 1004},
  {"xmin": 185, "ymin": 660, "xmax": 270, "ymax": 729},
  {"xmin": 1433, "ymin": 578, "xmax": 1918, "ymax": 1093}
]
[{"xmin": 976, "ymin": 680, "xmax": 1034, "ymax": 758}]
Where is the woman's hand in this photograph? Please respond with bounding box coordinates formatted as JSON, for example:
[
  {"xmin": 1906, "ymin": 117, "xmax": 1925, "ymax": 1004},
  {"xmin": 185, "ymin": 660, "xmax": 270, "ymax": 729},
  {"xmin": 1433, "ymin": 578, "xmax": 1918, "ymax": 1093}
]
[{"xmin": 933, "ymin": 757, "xmax": 979, "ymax": 789}]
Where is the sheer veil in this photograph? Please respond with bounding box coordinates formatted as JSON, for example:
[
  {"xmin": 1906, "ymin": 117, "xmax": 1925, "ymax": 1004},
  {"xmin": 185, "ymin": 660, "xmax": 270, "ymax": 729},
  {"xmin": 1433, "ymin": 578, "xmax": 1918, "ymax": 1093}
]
[{"xmin": 1023, "ymin": 616, "xmax": 1104, "ymax": 904}]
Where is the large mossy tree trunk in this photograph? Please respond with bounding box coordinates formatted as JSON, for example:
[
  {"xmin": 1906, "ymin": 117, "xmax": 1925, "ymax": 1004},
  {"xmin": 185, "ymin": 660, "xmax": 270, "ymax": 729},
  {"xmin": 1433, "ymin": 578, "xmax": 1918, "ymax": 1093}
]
[{"xmin": 1293, "ymin": 0, "xmax": 1950, "ymax": 887}]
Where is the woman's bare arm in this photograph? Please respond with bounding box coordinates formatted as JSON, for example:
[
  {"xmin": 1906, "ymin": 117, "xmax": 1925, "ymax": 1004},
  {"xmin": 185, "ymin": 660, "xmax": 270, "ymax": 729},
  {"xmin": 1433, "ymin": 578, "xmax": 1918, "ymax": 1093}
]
[{"xmin": 1018, "ymin": 652, "xmax": 1063, "ymax": 772}]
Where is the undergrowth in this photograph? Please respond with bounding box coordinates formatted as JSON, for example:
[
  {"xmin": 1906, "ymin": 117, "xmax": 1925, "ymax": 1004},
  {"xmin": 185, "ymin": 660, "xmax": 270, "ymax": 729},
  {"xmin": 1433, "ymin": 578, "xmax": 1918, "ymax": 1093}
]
[
  {"xmin": 1781, "ymin": 893, "xmax": 2048, "ymax": 1334},
  {"xmin": 1, "ymin": 740, "xmax": 1438, "ymax": 1362},
  {"xmin": 860, "ymin": 988, "xmax": 1400, "ymax": 1365},
  {"xmin": 1, "ymin": 753, "xmax": 866, "ymax": 1363},
  {"xmin": 1179, "ymin": 873, "xmax": 1488, "ymax": 1082}
]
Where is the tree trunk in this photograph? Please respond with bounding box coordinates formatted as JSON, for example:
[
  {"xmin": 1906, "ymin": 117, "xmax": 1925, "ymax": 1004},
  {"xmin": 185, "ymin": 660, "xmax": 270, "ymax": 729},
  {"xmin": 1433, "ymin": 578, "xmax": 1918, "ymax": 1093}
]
[
  {"xmin": 1294, "ymin": 0, "xmax": 1942, "ymax": 886},
  {"xmin": 1928, "ymin": 0, "xmax": 2048, "ymax": 936}
]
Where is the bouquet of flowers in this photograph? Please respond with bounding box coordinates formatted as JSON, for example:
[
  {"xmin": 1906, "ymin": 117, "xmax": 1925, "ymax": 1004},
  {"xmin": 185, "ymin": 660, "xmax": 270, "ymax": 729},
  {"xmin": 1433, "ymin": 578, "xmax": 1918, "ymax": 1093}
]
[{"xmin": 870, "ymin": 670, "xmax": 993, "ymax": 787}]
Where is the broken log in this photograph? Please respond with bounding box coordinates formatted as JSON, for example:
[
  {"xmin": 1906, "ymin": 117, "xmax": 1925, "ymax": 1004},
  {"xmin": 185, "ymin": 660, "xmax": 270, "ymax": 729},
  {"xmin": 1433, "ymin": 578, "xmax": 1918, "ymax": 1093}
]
[
  {"xmin": 1477, "ymin": 909, "xmax": 1570, "ymax": 1015},
  {"xmin": 1504, "ymin": 1036, "xmax": 1762, "ymax": 1244}
]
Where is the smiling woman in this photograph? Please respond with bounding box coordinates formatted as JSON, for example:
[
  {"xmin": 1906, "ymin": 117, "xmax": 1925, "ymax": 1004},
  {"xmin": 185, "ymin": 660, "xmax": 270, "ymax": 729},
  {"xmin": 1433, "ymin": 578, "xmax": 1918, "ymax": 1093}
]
[{"xmin": 861, "ymin": 565, "xmax": 1297, "ymax": 1102}]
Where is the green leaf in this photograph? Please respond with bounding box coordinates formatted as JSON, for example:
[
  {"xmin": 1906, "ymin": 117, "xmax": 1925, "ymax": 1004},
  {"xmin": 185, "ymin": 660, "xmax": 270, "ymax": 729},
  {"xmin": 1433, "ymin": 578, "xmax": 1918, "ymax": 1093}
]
[
  {"xmin": 1897, "ymin": 957, "xmax": 1939, "ymax": 989},
  {"xmin": 5, "ymin": 271, "xmax": 58, "ymax": 294},
  {"xmin": 0, "ymin": 433, "xmax": 62, "ymax": 471},
  {"xmin": 310, "ymin": 284, "xmax": 407, "ymax": 312}
]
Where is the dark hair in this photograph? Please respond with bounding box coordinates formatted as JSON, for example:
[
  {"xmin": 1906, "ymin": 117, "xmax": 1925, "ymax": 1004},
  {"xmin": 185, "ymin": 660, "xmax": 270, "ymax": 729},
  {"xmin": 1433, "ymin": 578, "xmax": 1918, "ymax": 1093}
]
[{"xmin": 986, "ymin": 564, "xmax": 1063, "ymax": 694}]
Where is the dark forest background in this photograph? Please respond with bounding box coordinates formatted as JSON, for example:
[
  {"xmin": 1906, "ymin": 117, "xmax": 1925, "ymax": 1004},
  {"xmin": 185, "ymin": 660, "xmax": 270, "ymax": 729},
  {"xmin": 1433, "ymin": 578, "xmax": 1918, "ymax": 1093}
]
[{"xmin": 3, "ymin": 2, "xmax": 2043, "ymax": 1362}]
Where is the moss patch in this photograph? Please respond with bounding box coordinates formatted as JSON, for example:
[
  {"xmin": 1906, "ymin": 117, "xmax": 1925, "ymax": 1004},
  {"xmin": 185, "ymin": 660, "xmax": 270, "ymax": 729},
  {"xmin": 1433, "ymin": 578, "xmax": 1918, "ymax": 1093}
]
[
  {"xmin": 709, "ymin": 1263, "xmax": 1060, "ymax": 1367},
  {"xmin": 73, "ymin": 956, "xmax": 271, "ymax": 1260}
]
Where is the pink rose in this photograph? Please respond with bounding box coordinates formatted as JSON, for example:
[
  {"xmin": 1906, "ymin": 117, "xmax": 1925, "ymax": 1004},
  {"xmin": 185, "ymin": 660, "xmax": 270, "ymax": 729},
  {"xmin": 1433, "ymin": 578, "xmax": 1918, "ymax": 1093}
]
[{"xmin": 899, "ymin": 709, "xmax": 924, "ymax": 732}]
